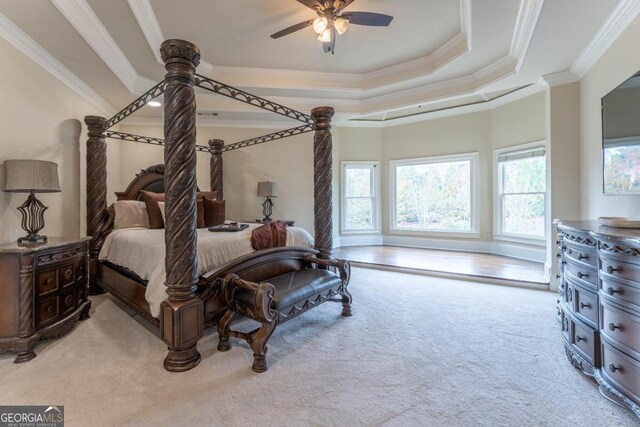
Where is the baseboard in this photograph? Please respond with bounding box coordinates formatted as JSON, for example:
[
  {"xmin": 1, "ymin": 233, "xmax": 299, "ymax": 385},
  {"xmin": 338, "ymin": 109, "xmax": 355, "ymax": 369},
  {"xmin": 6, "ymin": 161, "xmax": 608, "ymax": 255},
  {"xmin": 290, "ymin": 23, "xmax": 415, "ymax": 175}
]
[
  {"xmin": 337, "ymin": 234, "xmax": 384, "ymax": 247},
  {"xmin": 335, "ymin": 234, "xmax": 546, "ymax": 263}
]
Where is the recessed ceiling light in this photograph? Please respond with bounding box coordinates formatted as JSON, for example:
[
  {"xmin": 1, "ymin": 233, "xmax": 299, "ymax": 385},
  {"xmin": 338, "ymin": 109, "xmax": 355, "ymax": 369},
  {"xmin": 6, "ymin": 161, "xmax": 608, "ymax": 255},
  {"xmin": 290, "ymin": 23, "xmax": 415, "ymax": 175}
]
[{"xmin": 147, "ymin": 101, "xmax": 162, "ymax": 107}]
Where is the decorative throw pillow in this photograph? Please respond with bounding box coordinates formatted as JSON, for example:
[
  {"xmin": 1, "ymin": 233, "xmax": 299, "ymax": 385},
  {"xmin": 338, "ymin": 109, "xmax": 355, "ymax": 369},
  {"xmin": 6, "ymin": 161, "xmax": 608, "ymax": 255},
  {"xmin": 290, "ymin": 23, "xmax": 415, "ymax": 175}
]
[
  {"xmin": 203, "ymin": 198, "xmax": 226, "ymax": 227},
  {"xmin": 113, "ymin": 200, "xmax": 149, "ymax": 230},
  {"xmin": 142, "ymin": 191, "xmax": 215, "ymax": 229},
  {"xmin": 157, "ymin": 200, "xmax": 206, "ymax": 228},
  {"xmin": 140, "ymin": 191, "xmax": 165, "ymax": 229}
]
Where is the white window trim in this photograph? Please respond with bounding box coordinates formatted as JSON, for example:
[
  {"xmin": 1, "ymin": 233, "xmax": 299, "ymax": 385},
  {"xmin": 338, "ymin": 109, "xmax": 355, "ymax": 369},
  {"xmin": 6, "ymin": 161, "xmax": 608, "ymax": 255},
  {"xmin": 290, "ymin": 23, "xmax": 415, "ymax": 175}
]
[
  {"xmin": 493, "ymin": 140, "xmax": 547, "ymax": 246},
  {"xmin": 389, "ymin": 152, "xmax": 480, "ymax": 238},
  {"xmin": 341, "ymin": 161, "xmax": 381, "ymax": 234}
]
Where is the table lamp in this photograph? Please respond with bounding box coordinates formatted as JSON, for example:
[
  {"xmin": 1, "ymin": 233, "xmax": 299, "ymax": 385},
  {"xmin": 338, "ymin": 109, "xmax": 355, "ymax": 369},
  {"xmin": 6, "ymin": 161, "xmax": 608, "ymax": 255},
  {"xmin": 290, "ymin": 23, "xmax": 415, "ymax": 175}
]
[
  {"xmin": 257, "ymin": 181, "xmax": 278, "ymax": 221},
  {"xmin": 3, "ymin": 159, "xmax": 61, "ymax": 245}
]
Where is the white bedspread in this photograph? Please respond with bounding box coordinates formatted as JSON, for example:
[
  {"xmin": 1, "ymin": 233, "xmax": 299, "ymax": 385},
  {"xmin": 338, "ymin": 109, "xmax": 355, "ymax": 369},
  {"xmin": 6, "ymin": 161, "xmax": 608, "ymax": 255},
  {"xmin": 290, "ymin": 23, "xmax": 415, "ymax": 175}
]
[{"xmin": 99, "ymin": 224, "xmax": 314, "ymax": 317}]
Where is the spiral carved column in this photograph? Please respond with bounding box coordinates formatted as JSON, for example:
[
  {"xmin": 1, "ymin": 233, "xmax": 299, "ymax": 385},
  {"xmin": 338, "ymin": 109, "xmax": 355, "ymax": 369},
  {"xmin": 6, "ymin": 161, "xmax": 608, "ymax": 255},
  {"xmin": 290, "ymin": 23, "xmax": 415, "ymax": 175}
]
[
  {"xmin": 209, "ymin": 139, "xmax": 224, "ymax": 199},
  {"xmin": 159, "ymin": 39, "xmax": 203, "ymax": 372},
  {"xmin": 85, "ymin": 115, "xmax": 108, "ymax": 295},
  {"xmin": 311, "ymin": 106, "xmax": 334, "ymax": 260},
  {"xmin": 15, "ymin": 255, "xmax": 36, "ymax": 362}
]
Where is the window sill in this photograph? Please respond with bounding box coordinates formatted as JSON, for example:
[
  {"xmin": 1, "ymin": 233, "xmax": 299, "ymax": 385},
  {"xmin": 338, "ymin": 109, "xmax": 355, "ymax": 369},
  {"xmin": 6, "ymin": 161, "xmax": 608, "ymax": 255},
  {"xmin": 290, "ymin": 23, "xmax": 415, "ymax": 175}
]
[
  {"xmin": 390, "ymin": 229, "xmax": 480, "ymax": 239},
  {"xmin": 493, "ymin": 234, "xmax": 546, "ymax": 247},
  {"xmin": 340, "ymin": 229, "xmax": 382, "ymax": 235}
]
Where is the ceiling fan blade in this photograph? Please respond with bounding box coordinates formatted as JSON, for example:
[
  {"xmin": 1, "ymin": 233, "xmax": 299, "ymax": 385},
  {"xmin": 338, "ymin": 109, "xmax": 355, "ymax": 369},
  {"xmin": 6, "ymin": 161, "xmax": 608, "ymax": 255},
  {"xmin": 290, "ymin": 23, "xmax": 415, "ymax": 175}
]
[
  {"xmin": 344, "ymin": 12, "xmax": 393, "ymax": 26},
  {"xmin": 296, "ymin": 0, "xmax": 322, "ymax": 11},
  {"xmin": 323, "ymin": 26, "xmax": 336, "ymax": 54},
  {"xmin": 271, "ymin": 20, "xmax": 314, "ymax": 39}
]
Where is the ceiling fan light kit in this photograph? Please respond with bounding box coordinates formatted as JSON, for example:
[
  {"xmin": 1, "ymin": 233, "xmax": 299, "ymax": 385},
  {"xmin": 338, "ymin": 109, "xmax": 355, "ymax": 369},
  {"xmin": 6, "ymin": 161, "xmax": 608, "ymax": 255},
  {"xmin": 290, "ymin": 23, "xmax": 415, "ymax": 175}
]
[{"xmin": 271, "ymin": 0, "xmax": 393, "ymax": 54}]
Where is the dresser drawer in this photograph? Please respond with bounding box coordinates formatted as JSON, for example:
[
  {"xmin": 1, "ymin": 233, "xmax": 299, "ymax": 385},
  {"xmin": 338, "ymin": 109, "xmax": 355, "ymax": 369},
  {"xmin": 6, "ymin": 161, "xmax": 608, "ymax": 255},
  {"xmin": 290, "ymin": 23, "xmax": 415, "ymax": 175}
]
[
  {"xmin": 601, "ymin": 338, "xmax": 640, "ymax": 406},
  {"xmin": 565, "ymin": 240, "xmax": 597, "ymax": 268},
  {"xmin": 37, "ymin": 295, "xmax": 59, "ymax": 327},
  {"xmin": 570, "ymin": 315, "xmax": 599, "ymax": 366},
  {"xmin": 600, "ymin": 276, "xmax": 640, "ymax": 312},
  {"xmin": 600, "ymin": 255, "xmax": 640, "ymax": 288},
  {"xmin": 574, "ymin": 283, "xmax": 598, "ymax": 329},
  {"xmin": 600, "ymin": 300, "xmax": 640, "ymax": 360},
  {"xmin": 565, "ymin": 259, "xmax": 597, "ymax": 287},
  {"xmin": 37, "ymin": 269, "xmax": 58, "ymax": 296}
]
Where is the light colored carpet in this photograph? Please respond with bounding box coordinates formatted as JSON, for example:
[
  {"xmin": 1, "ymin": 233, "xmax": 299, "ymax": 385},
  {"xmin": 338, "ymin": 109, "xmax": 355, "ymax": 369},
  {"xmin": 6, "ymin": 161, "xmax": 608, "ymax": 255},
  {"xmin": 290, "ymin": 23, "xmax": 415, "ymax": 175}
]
[{"xmin": 0, "ymin": 267, "xmax": 637, "ymax": 426}]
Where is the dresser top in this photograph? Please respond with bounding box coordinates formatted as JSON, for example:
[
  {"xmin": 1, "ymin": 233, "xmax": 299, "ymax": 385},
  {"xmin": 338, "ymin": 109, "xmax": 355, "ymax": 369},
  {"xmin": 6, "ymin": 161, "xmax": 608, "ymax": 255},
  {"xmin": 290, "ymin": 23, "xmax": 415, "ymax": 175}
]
[
  {"xmin": 556, "ymin": 220, "xmax": 640, "ymax": 243},
  {"xmin": 0, "ymin": 237, "xmax": 91, "ymax": 255}
]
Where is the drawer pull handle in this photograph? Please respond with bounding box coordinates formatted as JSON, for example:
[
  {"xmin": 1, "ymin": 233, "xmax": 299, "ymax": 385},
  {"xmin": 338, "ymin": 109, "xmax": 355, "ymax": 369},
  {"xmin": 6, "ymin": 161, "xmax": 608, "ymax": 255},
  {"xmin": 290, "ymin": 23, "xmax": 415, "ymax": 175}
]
[
  {"xmin": 609, "ymin": 363, "xmax": 622, "ymax": 373},
  {"xmin": 577, "ymin": 254, "xmax": 587, "ymax": 260},
  {"xmin": 577, "ymin": 272, "xmax": 588, "ymax": 279},
  {"xmin": 557, "ymin": 252, "xmax": 561, "ymax": 259},
  {"xmin": 556, "ymin": 274, "xmax": 561, "ymax": 280},
  {"xmin": 579, "ymin": 302, "xmax": 590, "ymax": 309},
  {"xmin": 606, "ymin": 266, "xmax": 620, "ymax": 274},
  {"xmin": 46, "ymin": 305, "xmax": 54, "ymax": 314},
  {"xmin": 575, "ymin": 335, "xmax": 586, "ymax": 342},
  {"xmin": 606, "ymin": 287, "xmax": 619, "ymax": 296},
  {"xmin": 608, "ymin": 323, "xmax": 621, "ymax": 331},
  {"xmin": 567, "ymin": 249, "xmax": 573, "ymax": 255},
  {"xmin": 46, "ymin": 278, "xmax": 53, "ymax": 286}
]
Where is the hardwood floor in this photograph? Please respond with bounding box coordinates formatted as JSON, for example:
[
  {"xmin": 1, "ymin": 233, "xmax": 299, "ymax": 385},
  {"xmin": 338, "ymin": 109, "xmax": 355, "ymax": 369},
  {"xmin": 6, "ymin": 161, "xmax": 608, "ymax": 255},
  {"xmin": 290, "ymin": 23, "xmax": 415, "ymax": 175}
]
[{"xmin": 333, "ymin": 245, "xmax": 548, "ymax": 286}]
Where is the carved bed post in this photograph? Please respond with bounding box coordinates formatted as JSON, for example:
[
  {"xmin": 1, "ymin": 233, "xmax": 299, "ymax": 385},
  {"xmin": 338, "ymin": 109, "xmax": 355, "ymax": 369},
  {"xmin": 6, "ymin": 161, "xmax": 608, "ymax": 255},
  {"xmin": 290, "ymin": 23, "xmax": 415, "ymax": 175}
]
[
  {"xmin": 159, "ymin": 39, "xmax": 203, "ymax": 372},
  {"xmin": 84, "ymin": 115, "xmax": 108, "ymax": 295},
  {"xmin": 311, "ymin": 107, "xmax": 335, "ymax": 260},
  {"xmin": 209, "ymin": 139, "xmax": 224, "ymax": 199}
]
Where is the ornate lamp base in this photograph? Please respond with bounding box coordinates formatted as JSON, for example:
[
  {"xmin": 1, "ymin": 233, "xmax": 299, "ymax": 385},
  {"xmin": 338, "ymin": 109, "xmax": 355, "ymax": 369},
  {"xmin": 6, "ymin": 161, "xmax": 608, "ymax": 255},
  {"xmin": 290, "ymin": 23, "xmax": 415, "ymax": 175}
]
[
  {"xmin": 262, "ymin": 197, "xmax": 273, "ymax": 222},
  {"xmin": 16, "ymin": 191, "xmax": 48, "ymax": 246}
]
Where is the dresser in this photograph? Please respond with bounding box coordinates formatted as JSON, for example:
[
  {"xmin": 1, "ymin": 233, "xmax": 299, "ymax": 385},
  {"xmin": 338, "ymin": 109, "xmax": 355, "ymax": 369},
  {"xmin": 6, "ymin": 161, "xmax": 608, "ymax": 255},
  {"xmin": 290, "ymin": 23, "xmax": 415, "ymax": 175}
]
[
  {"xmin": 557, "ymin": 221, "xmax": 640, "ymax": 419},
  {"xmin": 0, "ymin": 237, "xmax": 91, "ymax": 363}
]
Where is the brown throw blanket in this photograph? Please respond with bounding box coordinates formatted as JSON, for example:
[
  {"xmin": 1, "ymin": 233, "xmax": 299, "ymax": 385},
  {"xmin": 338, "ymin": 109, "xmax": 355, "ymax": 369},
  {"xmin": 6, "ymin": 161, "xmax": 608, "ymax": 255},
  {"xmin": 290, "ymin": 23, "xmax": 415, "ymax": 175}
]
[{"xmin": 251, "ymin": 221, "xmax": 288, "ymax": 250}]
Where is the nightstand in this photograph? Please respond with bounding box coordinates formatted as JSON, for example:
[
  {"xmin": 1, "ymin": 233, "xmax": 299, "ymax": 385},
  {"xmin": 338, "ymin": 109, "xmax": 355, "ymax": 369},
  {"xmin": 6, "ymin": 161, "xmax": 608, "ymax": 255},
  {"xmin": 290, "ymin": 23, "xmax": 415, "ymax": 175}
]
[{"xmin": 0, "ymin": 237, "xmax": 91, "ymax": 363}]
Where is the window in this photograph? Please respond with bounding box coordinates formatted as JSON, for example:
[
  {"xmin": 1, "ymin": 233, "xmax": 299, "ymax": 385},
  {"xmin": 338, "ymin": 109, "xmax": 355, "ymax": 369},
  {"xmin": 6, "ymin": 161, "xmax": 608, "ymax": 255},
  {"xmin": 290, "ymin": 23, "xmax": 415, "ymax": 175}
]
[
  {"xmin": 390, "ymin": 153, "xmax": 478, "ymax": 234},
  {"xmin": 341, "ymin": 162, "xmax": 380, "ymax": 233},
  {"xmin": 494, "ymin": 143, "xmax": 546, "ymax": 240}
]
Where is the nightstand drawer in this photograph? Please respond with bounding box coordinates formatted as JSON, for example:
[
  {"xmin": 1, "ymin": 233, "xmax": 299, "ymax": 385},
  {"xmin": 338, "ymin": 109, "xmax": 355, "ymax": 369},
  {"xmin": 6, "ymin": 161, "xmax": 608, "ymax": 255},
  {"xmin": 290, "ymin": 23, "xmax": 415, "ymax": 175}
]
[
  {"xmin": 60, "ymin": 289, "xmax": 76, "ymax": 316},
  {"xmin": 37, "ymin": 270, "xmax": 58, "ymax": 295},
  {"xmin": 37, "ymin": 295, "xmax": 59, "ymax": 327},
  {"xmin": 60, "ymin": 263, "xmax": 75, "ymax": 287}
]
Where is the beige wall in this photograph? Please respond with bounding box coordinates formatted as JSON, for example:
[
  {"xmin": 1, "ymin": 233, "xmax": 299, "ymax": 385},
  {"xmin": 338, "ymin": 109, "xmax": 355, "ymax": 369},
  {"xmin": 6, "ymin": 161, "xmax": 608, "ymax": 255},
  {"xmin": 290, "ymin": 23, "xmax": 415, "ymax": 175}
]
[
  {"xmin": 119, "ymin": 124, "xmax": 316, "ymax": 233},
  {"xmin": 0, "ymin": 37, "xmax": 119, "ymax": 243},
  {"xmin": 580, "ymin": 14, "xmax": 640, "ymax": 218},
  {"xmin": 337, "ymin": 93, "xmax": 547, "ymax": 255}
]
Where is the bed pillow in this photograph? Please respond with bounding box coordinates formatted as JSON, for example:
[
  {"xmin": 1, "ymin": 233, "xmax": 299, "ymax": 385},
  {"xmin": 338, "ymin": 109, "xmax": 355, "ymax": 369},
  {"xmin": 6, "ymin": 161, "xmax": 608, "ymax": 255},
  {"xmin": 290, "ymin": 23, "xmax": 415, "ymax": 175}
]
[
  {"xmin": 113, "ymin": 200, "xmax": 149, "ymax": 230},
  {"xmin": 157, "ymin": 200, "xmax": 206, "ymax": 228},
  {"xmin": 140, "ymin": 191, "xmax": 165, "ymax": 229},
  {"xmin": 142, "ymin": 191, "xmax": 217, "ymax": 229},
  {"xmin": 203, "ymin": 198, "xmax": 226, "ymax": 227}
]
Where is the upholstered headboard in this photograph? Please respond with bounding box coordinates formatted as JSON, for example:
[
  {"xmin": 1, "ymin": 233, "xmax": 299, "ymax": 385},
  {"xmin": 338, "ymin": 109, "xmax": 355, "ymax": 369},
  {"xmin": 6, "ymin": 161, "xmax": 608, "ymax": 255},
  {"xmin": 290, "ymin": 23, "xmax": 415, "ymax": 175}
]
[{"xmin": 115, "ymin": 164, "xmax": 165, "ymax": 201}]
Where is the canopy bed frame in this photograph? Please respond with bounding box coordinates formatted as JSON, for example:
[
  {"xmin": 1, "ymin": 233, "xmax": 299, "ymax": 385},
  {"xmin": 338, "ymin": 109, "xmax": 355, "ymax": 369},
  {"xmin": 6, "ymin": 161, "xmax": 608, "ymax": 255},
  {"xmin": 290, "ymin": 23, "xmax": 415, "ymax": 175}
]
[{"xmin": 84, "ymin": 39, "xmax": 335, "ymax": 372}]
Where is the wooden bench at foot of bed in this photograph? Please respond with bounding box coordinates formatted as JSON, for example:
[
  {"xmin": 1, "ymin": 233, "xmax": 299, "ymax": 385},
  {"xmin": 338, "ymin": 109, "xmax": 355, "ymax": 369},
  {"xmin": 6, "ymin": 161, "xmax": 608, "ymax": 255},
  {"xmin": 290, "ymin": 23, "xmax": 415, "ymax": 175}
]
[{"xmin": 216, "ymin": 253, "xmax": 352, "ymax": 372}]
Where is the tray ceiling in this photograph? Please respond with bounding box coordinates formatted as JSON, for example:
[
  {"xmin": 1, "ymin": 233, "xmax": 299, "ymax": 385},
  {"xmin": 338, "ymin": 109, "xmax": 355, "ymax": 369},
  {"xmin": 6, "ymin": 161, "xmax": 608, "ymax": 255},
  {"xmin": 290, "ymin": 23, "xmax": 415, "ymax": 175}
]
[{"xmin": 0, "ymin": 0, "xmax": 630, "ymax": 127}]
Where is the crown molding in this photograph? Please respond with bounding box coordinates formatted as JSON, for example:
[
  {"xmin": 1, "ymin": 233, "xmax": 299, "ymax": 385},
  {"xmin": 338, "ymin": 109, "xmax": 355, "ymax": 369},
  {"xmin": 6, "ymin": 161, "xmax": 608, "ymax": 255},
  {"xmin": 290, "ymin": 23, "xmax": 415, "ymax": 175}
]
[
  {"xmin": 127, "ymin": 0, "xmax": 163, "ymax": 64},
  {"xmin": 51, "ymin": 0, "xmax": 141, "ymax": 93},
  {"xmin": 0, "ymin": 12, "xmax": 114, "ymax": 115},
  {"xmin": 539, "ymin": 71, "xmax": 579, "ymax": 87},
  {"xmin": 571, "ymin": 0, "xmax": 640, "ymax": 79},
  {"xmin": 127, "ymin": 0, "xmax": 472, "ymax": 93},
  {"xmin": 510, "ymin": 0, "xmax": 544, "ymax": 72},
  {"xmin": 339, "ymin": 83, "xmax": 545, "ymax": 128}
]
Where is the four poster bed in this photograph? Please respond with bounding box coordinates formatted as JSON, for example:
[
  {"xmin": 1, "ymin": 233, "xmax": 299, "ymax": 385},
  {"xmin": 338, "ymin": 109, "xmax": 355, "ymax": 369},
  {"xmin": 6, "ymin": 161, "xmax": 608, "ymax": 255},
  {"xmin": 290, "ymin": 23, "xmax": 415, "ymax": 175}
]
[{"xmin": 84, "ymin": 39, "xmax": 341, "ymax": 372}]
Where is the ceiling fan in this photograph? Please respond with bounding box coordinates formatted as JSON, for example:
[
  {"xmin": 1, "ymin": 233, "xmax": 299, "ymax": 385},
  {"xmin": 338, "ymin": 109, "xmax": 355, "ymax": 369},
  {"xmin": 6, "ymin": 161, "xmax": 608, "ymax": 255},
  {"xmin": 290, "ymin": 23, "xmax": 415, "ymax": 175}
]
[{"xmin": 270, "ymin": 0, "xmax": 394, "ymax": 54}]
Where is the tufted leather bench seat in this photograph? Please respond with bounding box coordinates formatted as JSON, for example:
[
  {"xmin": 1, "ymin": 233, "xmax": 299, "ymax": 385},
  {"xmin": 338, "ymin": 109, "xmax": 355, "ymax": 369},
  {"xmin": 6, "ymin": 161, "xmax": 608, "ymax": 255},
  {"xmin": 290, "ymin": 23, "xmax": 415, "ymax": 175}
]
[{"xmin": 217, "ymin": 254, "xmax": 352, "ymax": 372}]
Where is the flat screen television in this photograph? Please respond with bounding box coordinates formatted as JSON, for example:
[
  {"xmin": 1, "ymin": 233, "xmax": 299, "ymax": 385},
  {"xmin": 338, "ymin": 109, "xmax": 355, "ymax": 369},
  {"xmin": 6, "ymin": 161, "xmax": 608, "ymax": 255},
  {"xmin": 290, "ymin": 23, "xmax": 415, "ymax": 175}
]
[{"xmin": 602, "ymin": 71, "xmax": 640, "ymax": 195}]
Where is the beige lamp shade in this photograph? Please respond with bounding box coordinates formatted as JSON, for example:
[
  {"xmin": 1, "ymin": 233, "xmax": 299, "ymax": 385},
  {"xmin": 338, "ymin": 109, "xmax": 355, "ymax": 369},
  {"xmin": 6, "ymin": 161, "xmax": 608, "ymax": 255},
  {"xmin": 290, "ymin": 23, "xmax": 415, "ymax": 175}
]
[
  {"xmin": 3, "ymin": 160, "xmax": 61, "ymax": 193},
  {"xmin": 257, "ymin": 181, "xmax": 278, "ymax": 197}
]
